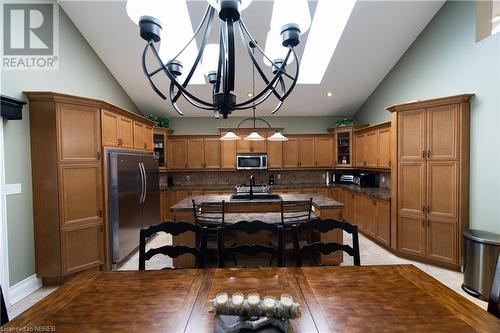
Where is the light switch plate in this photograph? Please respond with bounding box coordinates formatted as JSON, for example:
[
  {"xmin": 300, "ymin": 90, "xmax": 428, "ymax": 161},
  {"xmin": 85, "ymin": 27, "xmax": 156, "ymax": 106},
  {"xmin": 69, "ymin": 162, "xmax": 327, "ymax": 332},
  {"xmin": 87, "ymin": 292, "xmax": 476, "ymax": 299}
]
[{"xmin": 5, "ymin": 183, "xmax": 21, "ymax": 195}]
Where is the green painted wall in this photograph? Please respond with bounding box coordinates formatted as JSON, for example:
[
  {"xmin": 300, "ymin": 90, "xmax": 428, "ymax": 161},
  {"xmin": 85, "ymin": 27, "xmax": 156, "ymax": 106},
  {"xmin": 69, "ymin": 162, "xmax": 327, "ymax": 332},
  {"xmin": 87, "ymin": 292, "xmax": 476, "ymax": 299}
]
[
  {"xmin": 169, "ymin": 116, "xmax": 341, "ymax": 135},
  {"xmin": 354, "ymin": 1, "xmax": 500, "ymax": 233},
  {"xmin": 1, "ymin": 5, "xmax": 139, "ymax": 286}
]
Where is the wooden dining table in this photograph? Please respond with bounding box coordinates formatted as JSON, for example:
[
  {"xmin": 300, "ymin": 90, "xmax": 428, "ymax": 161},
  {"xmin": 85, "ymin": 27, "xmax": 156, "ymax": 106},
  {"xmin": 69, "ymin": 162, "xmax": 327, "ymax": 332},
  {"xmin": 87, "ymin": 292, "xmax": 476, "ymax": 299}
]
[{"xmin": 4, "ymin": 265, "xmax": 500, "ymax": 332}]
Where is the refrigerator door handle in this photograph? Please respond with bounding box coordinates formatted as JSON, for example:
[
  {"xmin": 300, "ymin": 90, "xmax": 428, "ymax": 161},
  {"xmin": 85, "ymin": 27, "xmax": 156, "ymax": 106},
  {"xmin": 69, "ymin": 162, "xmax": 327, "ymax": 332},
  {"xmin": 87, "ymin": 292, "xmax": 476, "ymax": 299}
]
[
  {"xmin": 142, "ymin": 162, "xmax": 148, "ymax": 203},
  {"xmin": 139, "ymin": 162, "xmax": 145, "ymax": 203}
]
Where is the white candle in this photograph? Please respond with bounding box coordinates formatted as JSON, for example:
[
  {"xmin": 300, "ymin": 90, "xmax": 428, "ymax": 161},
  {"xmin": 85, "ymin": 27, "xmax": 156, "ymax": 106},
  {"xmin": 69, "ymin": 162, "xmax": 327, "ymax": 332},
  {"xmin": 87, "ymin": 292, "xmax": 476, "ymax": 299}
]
[
  {"xmin": 263, "ymin": 296, "xmax": 276, "ymax": 309},
  {"xmin": 280, "ymin": 294, "xmax": 293, "ymax": 308},
  {"xmin": 232, "ymin": 293, "xmax": 244, "ymax": 307},
  {"xmin": 216, "ymin": 292, "xmax": 228, "ymax": 306},
  {"xmin": 247, "ymin": 293, "xmax": 260, "ymax": 306}
]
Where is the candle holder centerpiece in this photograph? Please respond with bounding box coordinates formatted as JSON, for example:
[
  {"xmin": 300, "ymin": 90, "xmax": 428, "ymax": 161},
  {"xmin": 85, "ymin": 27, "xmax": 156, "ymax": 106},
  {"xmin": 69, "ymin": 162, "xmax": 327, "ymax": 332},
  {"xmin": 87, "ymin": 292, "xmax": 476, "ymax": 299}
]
[{"xmin": 208, "ymin": 292, "xmax": 301, "ymax": 333}]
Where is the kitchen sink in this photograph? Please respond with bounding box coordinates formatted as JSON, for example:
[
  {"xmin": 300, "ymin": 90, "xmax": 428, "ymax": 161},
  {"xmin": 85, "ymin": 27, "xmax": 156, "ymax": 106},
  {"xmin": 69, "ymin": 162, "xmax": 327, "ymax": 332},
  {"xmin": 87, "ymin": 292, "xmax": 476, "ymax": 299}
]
[{"xmin": 230, "ymin": 193, "xmax": 282, "ymax": 201}]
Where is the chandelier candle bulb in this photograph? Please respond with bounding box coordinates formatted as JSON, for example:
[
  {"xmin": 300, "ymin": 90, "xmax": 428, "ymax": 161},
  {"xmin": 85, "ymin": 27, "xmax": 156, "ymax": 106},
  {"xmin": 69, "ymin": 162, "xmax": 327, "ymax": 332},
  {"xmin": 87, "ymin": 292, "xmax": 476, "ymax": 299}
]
[
  {"xmin": 216, "ymin": 292, "xmax": 228, "ymax": 306},
  {"xmin": 280, "ymin": 294, "xmax": 293, "ymax": 308},
  {"xmin": 263, "ymin": 296, "xmax": 276, "ymax": 309},
  {"xmin": 247, "ymin": 293, "xmax": 260, "ymax": 307},
  {"xmin": 231, "ymin": 293, "xmax": 244, "ymax": 307}
]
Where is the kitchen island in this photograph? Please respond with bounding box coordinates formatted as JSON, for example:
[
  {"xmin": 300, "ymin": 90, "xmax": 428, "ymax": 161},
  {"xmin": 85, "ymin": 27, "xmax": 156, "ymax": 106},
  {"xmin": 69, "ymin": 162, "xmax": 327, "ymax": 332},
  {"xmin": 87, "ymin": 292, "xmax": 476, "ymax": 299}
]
[{"xmin": 169, "ymin": 193, "xmax": 344, "ymax": 267}]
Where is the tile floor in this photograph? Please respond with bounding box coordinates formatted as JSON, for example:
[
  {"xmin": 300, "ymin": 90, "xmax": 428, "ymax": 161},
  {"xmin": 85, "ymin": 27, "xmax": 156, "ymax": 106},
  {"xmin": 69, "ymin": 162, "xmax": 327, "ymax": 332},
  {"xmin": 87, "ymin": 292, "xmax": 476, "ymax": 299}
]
[{"xmin": 7, "ymin": 232, "xmax": 487, "ymax": 320}]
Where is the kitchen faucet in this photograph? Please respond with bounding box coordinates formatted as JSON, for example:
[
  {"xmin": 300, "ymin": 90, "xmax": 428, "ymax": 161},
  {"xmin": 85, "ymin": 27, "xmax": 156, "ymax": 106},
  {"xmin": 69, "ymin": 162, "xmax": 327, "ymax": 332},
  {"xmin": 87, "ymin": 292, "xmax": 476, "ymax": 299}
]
[{"xmin": 249, "ymin": 175, "xmax": 255, "ymax": 200}]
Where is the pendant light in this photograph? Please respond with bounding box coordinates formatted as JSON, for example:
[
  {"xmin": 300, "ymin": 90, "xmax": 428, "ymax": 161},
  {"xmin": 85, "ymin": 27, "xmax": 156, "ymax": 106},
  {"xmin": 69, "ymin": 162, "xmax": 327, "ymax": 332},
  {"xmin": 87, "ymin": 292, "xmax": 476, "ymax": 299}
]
[{"xmin": 219, "ymin": 43, "xmax": 288, "ymax": 142}]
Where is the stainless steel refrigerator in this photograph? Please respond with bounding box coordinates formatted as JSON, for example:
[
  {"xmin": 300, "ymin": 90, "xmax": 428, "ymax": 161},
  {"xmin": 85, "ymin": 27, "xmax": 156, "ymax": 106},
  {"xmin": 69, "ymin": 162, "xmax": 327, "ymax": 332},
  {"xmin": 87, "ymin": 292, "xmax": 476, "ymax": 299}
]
[{"xmin": 108, "ymin": 150, "xmax": 160, "ymax": 269}]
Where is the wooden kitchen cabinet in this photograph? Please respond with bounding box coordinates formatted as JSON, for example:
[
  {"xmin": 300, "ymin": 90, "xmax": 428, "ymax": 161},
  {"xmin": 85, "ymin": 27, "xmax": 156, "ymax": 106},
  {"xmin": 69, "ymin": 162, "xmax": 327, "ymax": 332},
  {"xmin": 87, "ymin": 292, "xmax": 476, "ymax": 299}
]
[
  {"xmin": 161, "ymin": 191, "xmax": 177, "ymax": 221},
  {"xmin": 187, "ymin": 137, "xmax": 221, "ymax": 169},
  {"xmin": 283, "ymin": 137, "xmax": 299, "ymax": 168},
  {"xmin": 102, "ymin": 110, "xmax": 145, "ymax": 149},
  {"xmin": 267, "ymin": 140, "xmax": 283, "ymax": 169},
  {"xmin": 364, "ymin": 131, "xmax": 378, "ymax": 168},
  {"xmin": 187, "ymin": 138, "xmax": 204, "ymax": 169},
  {"xmin": 353, "ymin": 122, "xmax": 391, "ymax": 169},
  {"xmin": 378, "ymin": 127, "xmax": 391, "ymax": 168},
  {"xmin": 298, "ymin": 137, "xmax": 315, "ymax": 168},
  {"xmin": 204, "ymin": 138, "xmax": 221, "ymax": 169},
  {"xmin": 375, "ymin": 199, "xmax": 390, "ymax": 246},
  {"xmin": 58, "ymin": 103, "xmax": 101, "ymax": 163},
  {"xmin": 133, "ymin": 121, "xmax": 153, "ymax": 151},
  {"xmin": 328, "ymin": 188, "xmax": 341, "ymax": 202},
  {"xmin": 363, "ymin": 196, "xmax": 377, "ymax": 237},
  {"xmin": 168, "ymin": 138, "xmax": 188, "ymax": 170},
  {"xmin": 26, "ymin": 92, "xmax": 155, "ymax": 282},
  {"xmin": 221, "ymin": 135, "xmax": 237, "ymax": 169},
  {"xmin": 236, "ymin": 130, "xmax": 267, "ymax": 153},
  {"xmin": 388, "ymin": 94, "xmax": 473, "ymax": 269},
  {"xmin": 328, "ymin": 125, "xmax": 368, "ymax": 167},
  {"xmin": 153, "ymin": 128, "xmax": 169, "ymax": 170},
  {"xmin": 354, "ymin": 133, "xmax": 365, "ymax": 167},
  {"xmin": 314, "ymin": 137, "xmax": 333, "ymax": 167},
  {"xmin": 342, "ymin": 189, "xmax": 355, "ymax": 222}
]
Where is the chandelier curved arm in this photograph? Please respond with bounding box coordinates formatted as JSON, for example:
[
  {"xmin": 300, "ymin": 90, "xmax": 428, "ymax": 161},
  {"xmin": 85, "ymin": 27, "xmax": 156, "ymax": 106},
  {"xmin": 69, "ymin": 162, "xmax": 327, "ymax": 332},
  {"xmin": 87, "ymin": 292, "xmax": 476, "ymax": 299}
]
[
  {"xmin": 275, "ymin": 47, "xmax": 300, "ymax": 102},
  {"xmin": 237, "ymin": 25, "xmax": 282, "ymax": 101},
  {"xmin": 232, "ymin": 48, "xmax": 292, "ymax": 108},
  {"xmin": 145, "ymin": 41, "xmax": 214, "ymax": 107},
  {"xmin": 172, "ymin": 6, "xmax": 216, "ymax": 104},
  {"xmin": 170, "ymin": 4, "xmax": 212, "ymax": 63},
  {"xmin": 169, "ymin": 81, "xmax": 217, "ymax": 113},
  {"xmin": 238, "ymin": 18, "xmax": 277, "ymax": 69},
  {"xmin": 142, "ymin": 41, "xmax": 167, "ymax": 100},
  {"xmin": 215, "ymin": 23, "xmax": 224, "ymax": 93},
  {"xmin": 270, "ymin": 77, "xmax": 286, "ymax": 114},
  {"xmin": 222, "ymin": 20, "xmax": 236, "ymax": 107}
]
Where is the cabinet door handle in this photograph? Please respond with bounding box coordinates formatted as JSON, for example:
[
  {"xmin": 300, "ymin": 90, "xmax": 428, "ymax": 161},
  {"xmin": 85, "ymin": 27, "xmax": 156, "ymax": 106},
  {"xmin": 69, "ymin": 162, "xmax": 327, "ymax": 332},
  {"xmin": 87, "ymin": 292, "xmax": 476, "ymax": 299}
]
[
  {"xmin": 421, "ymin": 220, "xmax": 425, "ymax": 227},
  {"xmin": 422, "ymin": 150, "xmax": 426, "ymax": 159},
  {"xmin": 388, "ymin": 160, "xmax": 391, "ymax": 167},
  {"xmin": 98, "ymin": 209, "xmax": 102, "ymax": 218},
  {"xmin": 144, "ymin": 143, "xmax": 147, "ymax": 149},
  {"xmin": 422, "ymin": 205, "xmax": 426, "ymax": 213},
  {"xmin": 96, "ymin": 152, "xmax": 101, "ymax": 160},
  {"xmin": 427, "ymin": 149, "xmax": 431, "ymax": 158},
  {"xmin": 427, "ymin": 206, "xmax": 431, "ymax": 213}
]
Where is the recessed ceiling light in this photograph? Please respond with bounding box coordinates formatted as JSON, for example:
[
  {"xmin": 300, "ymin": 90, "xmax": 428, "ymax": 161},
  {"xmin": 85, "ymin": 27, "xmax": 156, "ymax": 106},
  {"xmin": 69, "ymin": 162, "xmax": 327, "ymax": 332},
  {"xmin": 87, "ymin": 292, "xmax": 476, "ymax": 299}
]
[
  {"xmin": 247, "ymin": 92, "xmax": 254, "ymax": 97},
  {"xmin": 326, "ymin": 91, "xmax": 334, "ymax": 97}
]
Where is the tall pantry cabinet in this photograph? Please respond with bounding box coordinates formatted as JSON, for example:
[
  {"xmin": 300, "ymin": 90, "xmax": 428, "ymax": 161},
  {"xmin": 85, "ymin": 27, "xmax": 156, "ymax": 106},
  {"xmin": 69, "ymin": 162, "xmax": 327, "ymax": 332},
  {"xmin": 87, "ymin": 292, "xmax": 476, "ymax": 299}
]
[
  {"xmin": 26, "ymin": 92, "xmax": 154, "ymax": 284},
  {"xmin": 387, "ymin": 94, "xmax": 473, "ymax": 270}
]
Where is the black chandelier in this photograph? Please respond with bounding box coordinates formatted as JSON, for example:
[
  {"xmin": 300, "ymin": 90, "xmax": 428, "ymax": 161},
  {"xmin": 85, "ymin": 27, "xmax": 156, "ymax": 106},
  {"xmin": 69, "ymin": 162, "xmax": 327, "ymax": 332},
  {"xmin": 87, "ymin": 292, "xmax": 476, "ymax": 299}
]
[{"xmin": 130, "ymin": 0, "xmax": 307, "ymax": 119}]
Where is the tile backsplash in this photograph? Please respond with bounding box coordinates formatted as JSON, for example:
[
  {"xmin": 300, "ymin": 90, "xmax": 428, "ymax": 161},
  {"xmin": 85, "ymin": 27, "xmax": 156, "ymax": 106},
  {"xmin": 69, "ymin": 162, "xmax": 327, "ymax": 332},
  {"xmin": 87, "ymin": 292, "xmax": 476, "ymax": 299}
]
[{"xmin": 161, "ymin": 170, "xmax": 391, "ymax": 189}]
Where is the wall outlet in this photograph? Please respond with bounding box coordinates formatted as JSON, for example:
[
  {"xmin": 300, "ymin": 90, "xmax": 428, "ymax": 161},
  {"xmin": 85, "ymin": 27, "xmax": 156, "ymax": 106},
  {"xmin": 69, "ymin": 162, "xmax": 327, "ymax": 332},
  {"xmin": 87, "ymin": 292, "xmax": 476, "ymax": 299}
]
[
  {"xmin": 381, "ymin": 176, "xmax": 385, "ymax": 183},
  {"xmin": 186, "ymin": 175, "xmax": 191, "ymax": 181},
  {"xmin": 277, "ymin": 174, "xmax": 281, "ymax": 180}
]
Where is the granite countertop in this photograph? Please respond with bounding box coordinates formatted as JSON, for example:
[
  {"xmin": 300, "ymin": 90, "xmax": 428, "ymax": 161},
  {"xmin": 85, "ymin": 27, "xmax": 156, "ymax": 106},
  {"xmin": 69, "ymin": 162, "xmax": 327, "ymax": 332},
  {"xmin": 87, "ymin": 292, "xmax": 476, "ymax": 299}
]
[
  {"xmin": 332, "ymin": 184, "xmax": 391, "ymax": 201},
  {"xmin": 170, "ymin": 193, "xmax": 343, "ymax": 212},
  {"xmin": 161, "ymin": 183, "xmax": 391, "ymax": 201}
]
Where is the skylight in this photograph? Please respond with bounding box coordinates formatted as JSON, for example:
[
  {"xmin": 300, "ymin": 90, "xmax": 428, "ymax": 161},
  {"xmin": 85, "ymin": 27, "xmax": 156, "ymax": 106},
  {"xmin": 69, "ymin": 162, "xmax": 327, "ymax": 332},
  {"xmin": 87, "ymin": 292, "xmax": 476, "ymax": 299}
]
[
  {"xmin": 298, "ymin": 0, "xmax": 356, "ymax": 84},
  {"xmin": 126, "ymin": 0, "xmax": 205, "ymax": 84}
]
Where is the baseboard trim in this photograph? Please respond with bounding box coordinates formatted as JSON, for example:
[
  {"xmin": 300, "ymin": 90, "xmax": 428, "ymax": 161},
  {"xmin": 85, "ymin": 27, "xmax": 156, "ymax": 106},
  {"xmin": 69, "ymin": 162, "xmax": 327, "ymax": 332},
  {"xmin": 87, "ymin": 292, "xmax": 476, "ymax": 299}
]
[{"xmin": 9, "ymin": 274, "xmax": 42, "ymax": 305}]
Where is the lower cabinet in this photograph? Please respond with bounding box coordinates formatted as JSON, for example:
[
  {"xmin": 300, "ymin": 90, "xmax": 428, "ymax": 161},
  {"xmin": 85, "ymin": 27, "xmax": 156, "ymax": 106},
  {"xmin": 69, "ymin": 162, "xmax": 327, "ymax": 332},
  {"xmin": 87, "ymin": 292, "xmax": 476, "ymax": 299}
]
[
  {"xmin": 61, "ymin": 224, "xmax": 103, "ymax": 275},
  {"xmin": 341, "ymin": 189, "xmax": 391, "ymax": 248}
]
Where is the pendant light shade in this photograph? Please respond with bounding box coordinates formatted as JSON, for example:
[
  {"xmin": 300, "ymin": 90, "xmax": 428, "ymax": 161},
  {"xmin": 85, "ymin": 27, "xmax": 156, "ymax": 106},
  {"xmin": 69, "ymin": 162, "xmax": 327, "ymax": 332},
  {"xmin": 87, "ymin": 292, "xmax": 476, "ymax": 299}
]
[
  {"xmin": 267, "ymin": 131, "xmax": 288, "ymax": 141},
  {"xmin": 245, "ymin": 131, "xmax": 265, "ymax": 141},
  {"xmin": 220, "ymin": 131, "xmax": 241, "ymax": 140}
]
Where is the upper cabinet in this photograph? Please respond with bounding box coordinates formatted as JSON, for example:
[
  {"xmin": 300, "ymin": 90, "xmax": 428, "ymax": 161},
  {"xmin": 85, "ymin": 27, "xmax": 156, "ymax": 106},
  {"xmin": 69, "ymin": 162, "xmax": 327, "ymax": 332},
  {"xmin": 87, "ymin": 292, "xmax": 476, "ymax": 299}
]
[
  {"xmin": 353, "ymin": 122, "xmax": 391, "ymax": 170},
  {"xmin": 220, "ymin": 132, "xmax": 237, "ymax": 170},
  {"xmin": 329, "ymin": 124, "xmax": 368, "ymax": 167},
  {"xmin": 169, "ymin": 136, "xmax": 221, "ymax": 170},
  {"xmin": 133, "ymin": 121, "xmax": 153, "ymax": 151},
  {"xmin": 314, "ymin": 137, "xmax": 333, "ymax": 168},
  {"xmin": 58, "ymin": 103, "xmax": 101, "ymax": 163},
  {"xmin": 236, "ymin": 130, "xmax": 267, "ymax": 153},
  {"xmin": 298, "ymin": 137, "xmax": 315, "ymax": 168},
  {"xmin": 283, "ymin": 137, "xmax": 299, "ymax": 168},
  {"xmin": 267, "ymin": 140, "xmax": 283, "ymax": 169},
  {"xmin": 153, "ymin": 128, "xmax": 169, "ymax": 170},
  {"xmin": 101, "ymin": 110, "xmax": 134, "ymax": 149}
]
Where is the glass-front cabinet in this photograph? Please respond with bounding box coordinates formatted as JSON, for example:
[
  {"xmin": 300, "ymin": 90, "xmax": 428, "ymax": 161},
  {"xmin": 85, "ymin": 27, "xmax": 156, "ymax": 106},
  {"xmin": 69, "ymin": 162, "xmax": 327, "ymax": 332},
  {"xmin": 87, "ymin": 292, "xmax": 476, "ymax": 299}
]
[
  {"xmin": 329, "ymin": 124, "xmax": 368, "ymax": 168},
  {"xmin": 153, "ymin": 128, "xmax": 169, "ymax": 170}
]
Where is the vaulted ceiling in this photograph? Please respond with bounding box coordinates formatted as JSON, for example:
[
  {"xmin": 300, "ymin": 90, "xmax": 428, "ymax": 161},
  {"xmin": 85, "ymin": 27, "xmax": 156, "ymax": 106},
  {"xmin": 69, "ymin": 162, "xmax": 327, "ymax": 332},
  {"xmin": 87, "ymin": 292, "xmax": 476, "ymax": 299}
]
[{"xmin": 60, "ymin": 0, "xmax": 445, "ymax": 117}]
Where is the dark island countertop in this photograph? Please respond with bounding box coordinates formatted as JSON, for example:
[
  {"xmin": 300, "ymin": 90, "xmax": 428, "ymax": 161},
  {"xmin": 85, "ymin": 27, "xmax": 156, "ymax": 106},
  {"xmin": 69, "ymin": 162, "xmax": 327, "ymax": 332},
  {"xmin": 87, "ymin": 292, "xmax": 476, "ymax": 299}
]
[
  {"xmin": 161, "ymin": 183, "xmax": 391, "ymax": 201},
  {"xmin": 170, "ymin": 193, "xmax": 343, "ymax": 212}
]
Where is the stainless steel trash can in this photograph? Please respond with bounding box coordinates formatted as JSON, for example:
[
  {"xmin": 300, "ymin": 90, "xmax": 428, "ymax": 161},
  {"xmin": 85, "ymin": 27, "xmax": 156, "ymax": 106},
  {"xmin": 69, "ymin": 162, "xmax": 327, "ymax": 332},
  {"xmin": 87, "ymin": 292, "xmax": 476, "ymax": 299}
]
[{"xmin": 462, "ymin": 229, "xmax": 500, "ymax": 301}]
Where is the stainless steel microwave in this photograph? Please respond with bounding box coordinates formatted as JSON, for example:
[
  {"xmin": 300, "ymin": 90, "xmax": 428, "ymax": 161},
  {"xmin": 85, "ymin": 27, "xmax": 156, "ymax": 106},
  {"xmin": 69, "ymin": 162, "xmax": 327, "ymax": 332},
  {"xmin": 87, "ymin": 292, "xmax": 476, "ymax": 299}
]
[{"xmin": 236, "ymin": 154, "xmax": 267, "ymax": 170}]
